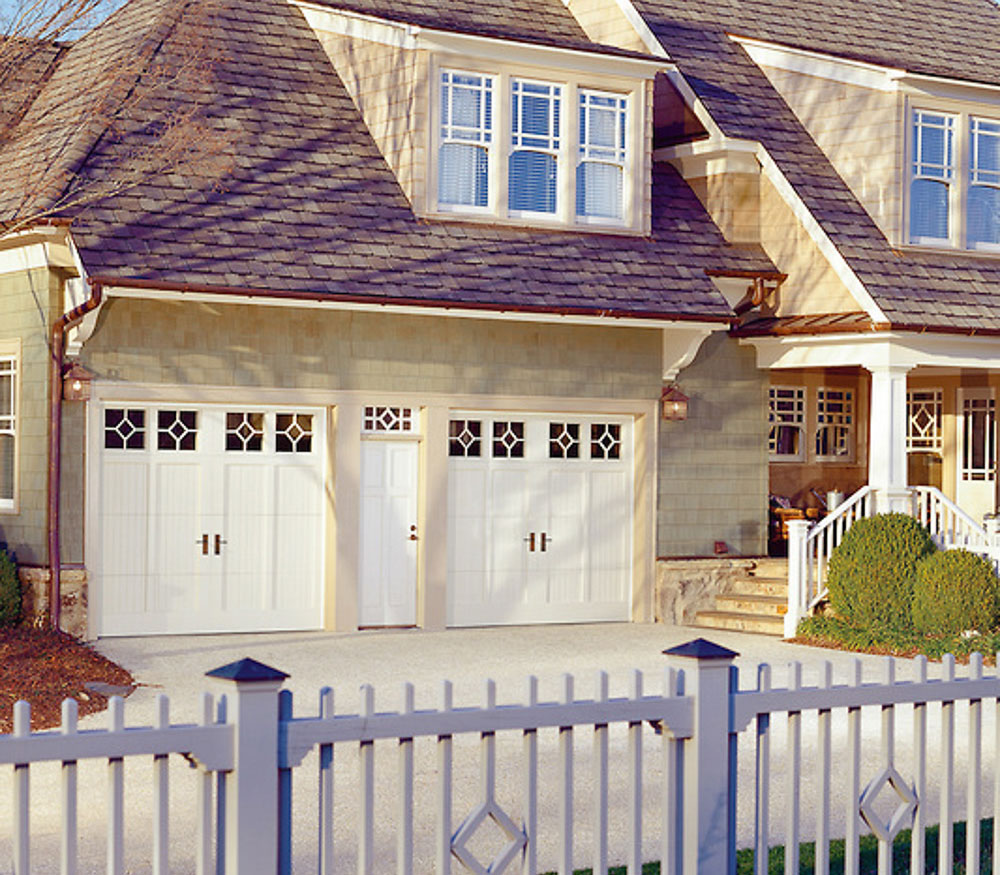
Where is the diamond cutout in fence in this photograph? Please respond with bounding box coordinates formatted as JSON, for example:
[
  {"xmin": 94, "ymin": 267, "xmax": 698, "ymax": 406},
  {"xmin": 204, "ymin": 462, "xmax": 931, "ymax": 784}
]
[
  {"xmin": 451, "ymin": 799, "xmax": 527, "ymax": 875},
  {"xmin": 859, "ymin": 765, "xmax": 918, "ymax": 843}
]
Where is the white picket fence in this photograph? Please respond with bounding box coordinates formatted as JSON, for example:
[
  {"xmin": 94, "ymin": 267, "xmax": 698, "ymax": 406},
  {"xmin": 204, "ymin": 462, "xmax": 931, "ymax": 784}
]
[{"xmin": 3, "ymin": 643, "xmax": 1000, "ymax": 874}]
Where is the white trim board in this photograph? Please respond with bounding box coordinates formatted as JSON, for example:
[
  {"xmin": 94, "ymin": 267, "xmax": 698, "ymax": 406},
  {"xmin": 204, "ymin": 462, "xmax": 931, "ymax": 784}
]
[{"xmin": 292, "ymin": 0, "xmax": 670, "ymax": 77}]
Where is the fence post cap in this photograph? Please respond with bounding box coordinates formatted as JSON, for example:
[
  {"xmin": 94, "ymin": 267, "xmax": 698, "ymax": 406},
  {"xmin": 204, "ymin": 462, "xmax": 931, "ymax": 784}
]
[
  {"xmin": 206, "ymin": 657, "xmax": 290, "ymax": 683},
  {"xmin": 663, "ymin": 638, "xmax": 739, "ymax": 660}
]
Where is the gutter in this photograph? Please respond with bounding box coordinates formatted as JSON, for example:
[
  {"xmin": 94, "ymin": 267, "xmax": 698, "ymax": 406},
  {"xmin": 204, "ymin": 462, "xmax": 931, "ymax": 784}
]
[{"xmin": 48, "ymin": 279, "xmax": 103, "ymax": 631}]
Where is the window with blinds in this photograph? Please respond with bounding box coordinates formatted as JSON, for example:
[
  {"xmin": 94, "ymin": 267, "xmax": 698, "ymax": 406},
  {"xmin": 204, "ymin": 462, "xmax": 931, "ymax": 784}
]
[
  {"xmin": 509, "ymin": 79, "xmax": 561, "ymax": 214},
  {"xmin": 576, "ymin": 90, "xmax": 627, "ymax": 221},
  {"xmin": 0, "ymin": 356, "xmax": 16, "ymax": 509},
  {"xmin": 439, "ymin": 71, "xmax": 493, "ymax": 209},
  {"xmin": 910, "ymin": 110, "xmax": 954, "ymax": 244}
]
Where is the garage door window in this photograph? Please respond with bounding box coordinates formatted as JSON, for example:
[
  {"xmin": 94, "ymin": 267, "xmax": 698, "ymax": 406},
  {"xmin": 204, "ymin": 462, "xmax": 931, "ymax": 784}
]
[
  {"xmin": 276, "ymin": 413, "xmax": 313, "ymax": 453},
  {"xmin": 448, "ymin": 419, "xmax": 482, "ymax": 457},
  {"xmin": 157, "ymin": 410, "xmax": 198, "ymax": 451},
  {"xmin": 591, "ymin": 423, "xmax": 621, "ymax": 459},
  {"xmin": 492, "ymin": 421, "xmax": 525, "ymax": 458},
  {"xmin": 549, "ymin": 422, "xmax": 580, "ymax": 458},
  {"xmin": 226, "ymin": 412, "xmax": 264, "ymax": 452},
  {"xmin": 104, "ymin": 408, "xmax": 146, "ymax": 450},
  {"xmin": 363, "ymin": 406, "xmax": 415, "ymax": 434}
]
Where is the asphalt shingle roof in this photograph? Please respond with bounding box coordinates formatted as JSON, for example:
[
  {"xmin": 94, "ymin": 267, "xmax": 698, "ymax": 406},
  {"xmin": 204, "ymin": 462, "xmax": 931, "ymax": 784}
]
[
  {"xmin": 0, "ymin": 0, "xmax": 775, "ymax": 321},
  {"xmin": 633, "ymin": 0, "xmax": 1000, "ymax": 333}
]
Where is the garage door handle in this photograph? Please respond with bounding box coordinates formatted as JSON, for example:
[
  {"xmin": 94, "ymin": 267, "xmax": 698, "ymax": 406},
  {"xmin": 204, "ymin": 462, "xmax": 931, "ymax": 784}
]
[
  {"xmin": 524, "ymin": 532, "xmax": 535, "ymax": 552},
  {"xmin": 541, "ymin": 532, "xmax": 551, "ymax": 552},
  {"xmin": 198, "ymin": 534, "xmax": 209, "ymax": 555},
  {"xmin": 214, "ymin": 534, "xmax": 227, "ymax": 555}
]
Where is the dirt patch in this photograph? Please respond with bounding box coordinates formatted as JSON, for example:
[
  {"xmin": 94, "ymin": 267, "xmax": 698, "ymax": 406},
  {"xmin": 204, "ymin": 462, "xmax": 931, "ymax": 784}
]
[{"xmin": 0, "ymin": 627, "xmax": 135, "ymax": 733}]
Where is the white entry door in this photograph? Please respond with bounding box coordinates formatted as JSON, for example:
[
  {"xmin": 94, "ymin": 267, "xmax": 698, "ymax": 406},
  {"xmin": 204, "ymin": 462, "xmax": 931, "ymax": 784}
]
[
  {"xmin": 97, "ymin": 405, "xmax": 325, "ymax": 635},
  {"xmin": 957, "ymin": 388, "xmax": 997, "ymax": 523},
  {"xmin": 447, "ymin": 414, "xmax": 632, "ymax": 626},
  {"xmin": 359, "ymin": 440, "xmax": 419, "ymax": 626}
]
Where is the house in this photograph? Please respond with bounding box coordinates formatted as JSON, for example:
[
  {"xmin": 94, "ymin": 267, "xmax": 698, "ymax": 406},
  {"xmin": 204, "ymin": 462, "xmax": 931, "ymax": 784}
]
[{"xmin": 3, "ymin": 0, "xmax": 1000, "ymax": 639}]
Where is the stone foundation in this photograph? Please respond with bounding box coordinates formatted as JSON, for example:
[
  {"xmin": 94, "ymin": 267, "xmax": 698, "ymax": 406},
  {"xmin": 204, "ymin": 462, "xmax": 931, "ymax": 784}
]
[
  {"xmin": 18, "ymin": 567, "xmax": 88, "ymax": 639},
  {"xmin": 655, "ymin": 557, "xmax": 757, "ymax": 625}
]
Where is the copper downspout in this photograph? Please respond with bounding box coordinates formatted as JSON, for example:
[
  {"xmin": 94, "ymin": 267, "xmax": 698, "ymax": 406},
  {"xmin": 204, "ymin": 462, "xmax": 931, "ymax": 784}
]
[{"xmin": 48, "ymin": 279, "xmax": 103, "ymax": 631}]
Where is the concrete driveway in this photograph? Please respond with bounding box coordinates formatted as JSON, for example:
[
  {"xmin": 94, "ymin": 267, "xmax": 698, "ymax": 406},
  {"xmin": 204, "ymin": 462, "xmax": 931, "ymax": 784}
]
[{"xmin": 3, "ymin": 623, "xmax": 994, "ymax": 872}]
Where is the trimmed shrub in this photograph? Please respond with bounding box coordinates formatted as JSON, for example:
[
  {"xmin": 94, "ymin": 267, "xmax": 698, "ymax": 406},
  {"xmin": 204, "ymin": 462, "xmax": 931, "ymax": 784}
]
[
  {"xmin": 0, "ymin": 543, "xmax": 20, "ymax": 628},
  {"xmin": 826, "ymin": 513, "xmax": 936, "ymax": 631},
  {"xmin": 912, "ymin": 549, "xmax": 1000, "ymax": 635}
]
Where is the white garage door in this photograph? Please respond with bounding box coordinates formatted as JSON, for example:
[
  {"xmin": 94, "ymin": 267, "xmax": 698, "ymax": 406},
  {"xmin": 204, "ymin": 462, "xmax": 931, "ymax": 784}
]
[
  {"xmin": 96, "ymin": 404, "xmax": 325, "ymax": 635},
  {"xmin": 447, "ymin": 413, "xmax": 632, "ymax": 626}
]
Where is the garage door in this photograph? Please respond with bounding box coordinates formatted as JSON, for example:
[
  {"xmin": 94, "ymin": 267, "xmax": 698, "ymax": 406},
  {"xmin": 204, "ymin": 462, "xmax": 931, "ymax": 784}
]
[
  {"xmin": 447, "ymin": 413, "xmax": 632, "ymax": 626},
  {"xmin": 96, "ymin": 404, "xmax": 325, "ymax": 635}
]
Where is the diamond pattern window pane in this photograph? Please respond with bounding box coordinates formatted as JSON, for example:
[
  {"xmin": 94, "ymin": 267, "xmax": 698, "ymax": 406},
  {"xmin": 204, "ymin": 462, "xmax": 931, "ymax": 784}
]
[
  {"xmin": 590, "ymin": 423, "xmax": 621, "ymax": 459},
  {"xmin": 449, "ymin": 419, "xmax": 482, "ymax": 457},
  {"xmin": 226, "ymin": 412, "xmax": 264, "ymax": 452},
  {"xmin": 549, "ymin": 422, "xmax": 580, "ymax": 458},
  {"xmin": 362, "ymin": 406, "xmax": 415, "ymax": 434},
  {"xmin": 276, "ymin": 413, "xmax": 313, "ymax": 453},
  {"xmin": 492, "ymin": 421, "xmax": 524, "ymax": 458},
  {"xmin": 157, "ymin": 410, "xmax": 197, "ymax": 451},
  {"xmin": 105, "ymin": 408, "xmax": 146, "ymax": 450},
  {"xmin": 907, "ymin": 389, "xmax": 942, "ymax": 451}
]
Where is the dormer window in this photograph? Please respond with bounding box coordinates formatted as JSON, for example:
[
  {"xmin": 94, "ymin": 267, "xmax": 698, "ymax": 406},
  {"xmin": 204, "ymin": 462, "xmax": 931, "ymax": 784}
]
[
  {"xmin": 434, "ymin": 67, "xmax": 639, "ymax": 230},
  {"xmin": 439, "ymin": 71, "xmax": 493, "ymax": 209},
  {"xmin": 908, "ymin": 108, "xmax": 1000, "ymax": 250}
]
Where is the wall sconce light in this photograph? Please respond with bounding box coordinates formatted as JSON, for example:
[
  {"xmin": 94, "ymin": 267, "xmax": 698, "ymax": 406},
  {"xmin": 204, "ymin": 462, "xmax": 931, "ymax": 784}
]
[
  {"xmin": 660, "ymin": 385, "xmax": 689, "ymax": 421},
  {"xmin": 63, "ymin": 363, "xmax": 93, "ymax": 402}
]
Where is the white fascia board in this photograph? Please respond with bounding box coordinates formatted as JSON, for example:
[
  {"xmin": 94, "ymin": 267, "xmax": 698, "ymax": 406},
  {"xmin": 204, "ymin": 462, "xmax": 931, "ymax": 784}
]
[
  {"xmin": 734, "ymin": 36, "xmax": 902, "ymax": 92},
  {"xmin": 744, "ymin": 331, "xmax": 1000, "ymax": 371},
  {"xmin": 292, "ymin": 0, "xmax": 670, "ymax": 77},
  {"xmin": 103, "ymin": 284, "xmax": 725, "ymax": 331},
  {"xmin": 0, "ymin": 243, "xmax": 48, "ymax": 275}
]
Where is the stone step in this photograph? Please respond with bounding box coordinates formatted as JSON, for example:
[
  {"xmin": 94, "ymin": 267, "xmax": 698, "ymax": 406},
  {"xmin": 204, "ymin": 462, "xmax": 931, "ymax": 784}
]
[
  {"xmin": 691, "ymin": 610, "xmax": 785, "ymax": 636},
  {"xmin": 714, "ymin": 594, "xmax": 787, "ymax": 616},
  {"xmin": 748, "ymin": 558, "xmax": 789, "ymax": 578},
  {"xmin": 727, "ymin": 578, "xmax": 788, "ymax": 598}
]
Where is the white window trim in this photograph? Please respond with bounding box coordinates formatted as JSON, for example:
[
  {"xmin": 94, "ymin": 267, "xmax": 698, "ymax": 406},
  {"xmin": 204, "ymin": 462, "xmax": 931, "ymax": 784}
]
[
  {"xmin": 814, "ymin": 387, "xmax": 855, "ymax": 463},
  {"xmin": 0, "ymin": 339, "xmax": 21, "ymax": 514},
  {"xmin": 768, "ymin": 385, "xmax": 805, "ymax": 463},
  {"xmin": 428, "ymin": 58, "xmax": 645, "ymax": 232},
  {"xmin": 906, "ymin": 388, "xmax": 943, "ymax": 452},
  {"xmin": 905, "ymin": 101, "xmax": 1000, "ymax": 251}
]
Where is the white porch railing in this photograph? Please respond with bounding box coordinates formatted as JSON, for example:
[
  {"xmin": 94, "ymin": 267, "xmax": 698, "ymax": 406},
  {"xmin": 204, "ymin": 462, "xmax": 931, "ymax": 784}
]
[
  {"xmin": 786, "ymin": 485, "xmax": 1000, "ymax": 638},
  {"xmin": 3, "ymin": 645, "xmax": 1000, "ymax": 874}
]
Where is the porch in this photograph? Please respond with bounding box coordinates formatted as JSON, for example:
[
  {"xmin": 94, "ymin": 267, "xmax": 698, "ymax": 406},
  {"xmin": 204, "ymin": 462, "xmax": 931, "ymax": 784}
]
[{"xmin": 741, "ymin": 329, "xmax": 1000, "ymax": 636}]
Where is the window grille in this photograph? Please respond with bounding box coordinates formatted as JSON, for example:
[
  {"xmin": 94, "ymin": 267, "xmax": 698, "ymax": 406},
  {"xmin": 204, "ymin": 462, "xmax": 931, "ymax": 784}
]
[
  {"xmin": 768, "ymin": 387, "xmax": 805, "ymax": 459},
  {"xmin": 509, "ymin": 80, "xmax": 561, "ymax": 214},
  {"xmin": 363, "ymin": 406, "xmax": 415, "ymax": 434},
  {"xmin": 439, "ymin": 71, "xmax": 493, "ymax": 209},
  {"xmin": 815, "ymin": 389, "xmax": 854, "ymax": 460},
  {"xmin": 910, "ymin": 110, "xmax": 954, "ymax": 243},
  {"xmin": 0, "ymin": 358, "xmax": 16, "ymax": 505},
  {"xmin": 906, "ymin": 389, "xmax": 943, "ymax": 451},
  {"xmin": 577, "ymin": 91, "xmax": 627, "ymax": 221}
]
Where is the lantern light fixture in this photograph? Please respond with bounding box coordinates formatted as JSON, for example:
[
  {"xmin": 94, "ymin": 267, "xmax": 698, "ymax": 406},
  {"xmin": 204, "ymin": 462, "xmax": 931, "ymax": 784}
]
[
  {"xmin": 660, "ymin": 385, "xmax": 689, "ymax": 421},
  {"xmin": 62, "ymin": 362, "xmax": 93, "ymax": 402}
]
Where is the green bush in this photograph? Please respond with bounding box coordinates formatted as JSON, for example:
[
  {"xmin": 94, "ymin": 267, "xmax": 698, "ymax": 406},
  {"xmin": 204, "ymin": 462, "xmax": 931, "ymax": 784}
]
[
  {"xmin": 912, "ymin": 548, "xmax": 1000, "ymax": 635},
  {"xmin": 0, "ymin": 543, "xmax": 20, "ymax": 628},
  {"xmin": 826, "ymin": 513, "xmax": 936, "ymax": 631}
]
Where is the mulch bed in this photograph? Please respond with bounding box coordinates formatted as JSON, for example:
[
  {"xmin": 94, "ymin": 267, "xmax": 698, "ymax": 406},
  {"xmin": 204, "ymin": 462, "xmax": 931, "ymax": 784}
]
[{"xmin": 0, "ymin": 627, "xmax": 135, "ymax": 733}]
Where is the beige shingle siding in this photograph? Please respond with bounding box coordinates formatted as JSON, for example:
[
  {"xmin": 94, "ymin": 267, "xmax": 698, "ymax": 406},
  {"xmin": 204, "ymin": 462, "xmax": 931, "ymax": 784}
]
[
  {"xmin": 313, "ymin": 32, "xmax": 428, "ymax": 209},
  {"xmin": 80, "ymin": 299, "xmax": 663, "ymax": 400},
  {"xmin": 759, "ymin": 65, "xmax": 903, "ymax": 246},
  {"xmin": 562, "ymin": 0, "xmax": 650, "ymax": 55}
]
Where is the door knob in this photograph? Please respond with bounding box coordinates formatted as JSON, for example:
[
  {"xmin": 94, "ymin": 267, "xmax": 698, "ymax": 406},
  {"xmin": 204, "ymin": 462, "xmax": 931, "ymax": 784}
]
[
  {"xmin": 409, "ymin": 525, "xmax": 418, "ymax": 541},
  {"xmin": 524, "ymin": 532, "xmax": 535, "ymax": 552}
]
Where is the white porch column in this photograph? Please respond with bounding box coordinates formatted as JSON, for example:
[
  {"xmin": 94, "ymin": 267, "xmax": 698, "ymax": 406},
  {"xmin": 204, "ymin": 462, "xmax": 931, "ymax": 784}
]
[{"xmin": 866, "ymin": 364, "xmax": 912, "ymax": 514}]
